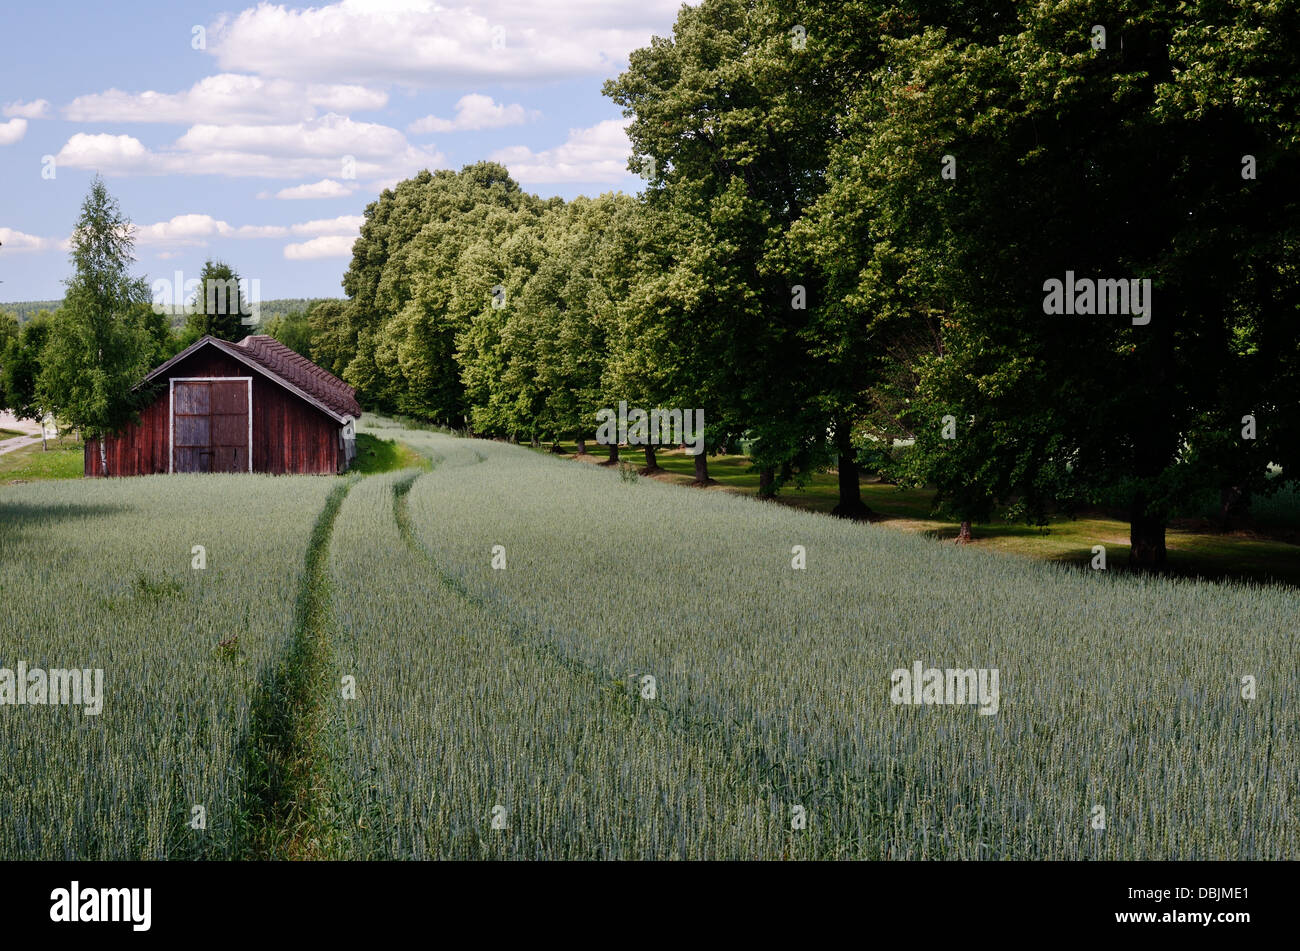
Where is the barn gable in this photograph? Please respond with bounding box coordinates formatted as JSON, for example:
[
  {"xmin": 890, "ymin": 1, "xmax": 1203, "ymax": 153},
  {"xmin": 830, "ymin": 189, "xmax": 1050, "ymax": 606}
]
[
  {"xmin": 85, "ymin": 336, "xmax": 361, "ymax": 477},
  {"xmin": 142, "ymin": 335, "xmax": 361, "ymax": 423}
]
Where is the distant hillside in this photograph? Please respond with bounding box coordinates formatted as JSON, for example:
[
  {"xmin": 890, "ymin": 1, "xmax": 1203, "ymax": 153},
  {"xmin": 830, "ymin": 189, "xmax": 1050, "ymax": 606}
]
[
  {"xmin": 0, "ymin": 300, "xmax": 61, "ymax": 323},
  {"xmin": 1, "ymin": 297, "xmax": 345, "ymax": 327}
]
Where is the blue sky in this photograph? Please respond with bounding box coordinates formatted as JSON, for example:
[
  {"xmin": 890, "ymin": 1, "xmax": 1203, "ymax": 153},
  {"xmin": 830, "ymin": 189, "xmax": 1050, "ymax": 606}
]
[{"xmin": 0, "ymin": 0, "xmax": 682, "ymax": 302}]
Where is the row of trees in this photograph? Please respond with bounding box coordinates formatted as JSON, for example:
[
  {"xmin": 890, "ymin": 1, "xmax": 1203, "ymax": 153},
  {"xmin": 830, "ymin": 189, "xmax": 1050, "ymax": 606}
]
[{"xmin": 320, "ymin": 0, "xmax": 1299, "ymax": 568}]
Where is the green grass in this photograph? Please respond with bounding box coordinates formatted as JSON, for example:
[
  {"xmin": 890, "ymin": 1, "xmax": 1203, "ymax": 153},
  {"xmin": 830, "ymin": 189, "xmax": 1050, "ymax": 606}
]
[
  {"xmin": 0, "ymin": 428, "xmax": 27, "ymax": 439},
  {"xmin": 242, "ymin": 477, "xmax": 356, "ymax": 859},
  {"xmin": 2, "ymin": 430, "xmax": 429, "ymax": 483},
  {"xmin": 349, "ymin": 431, "xmax": 429, "ymax": 475},
  {"xmin": 0, "ymin": 435, "xmax": 84, "ymax": 482},
  {"xmin": 544, "ymin": 441, "xmax": 1300, "ymax": 586}
]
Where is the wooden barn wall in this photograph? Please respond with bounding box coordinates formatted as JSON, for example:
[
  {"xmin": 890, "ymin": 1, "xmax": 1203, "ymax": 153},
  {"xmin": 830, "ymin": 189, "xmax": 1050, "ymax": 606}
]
[
  {"xmin": 85, "ymin": 346, "xmax": 344, "ymax": 477},
  {"xmin": 250, "ymin": 374, "xmax": 340, "ymax": 475},
  {"xmin": 83, "ymin": 395, "xmax": 170, "ymax": 477}
]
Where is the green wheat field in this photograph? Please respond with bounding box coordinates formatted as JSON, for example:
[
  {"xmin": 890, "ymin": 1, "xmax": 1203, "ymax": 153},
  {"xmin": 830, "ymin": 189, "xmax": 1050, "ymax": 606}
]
[{"xmin": 1, "ymin": 417, "xmax": 1295, "ymax": 860}]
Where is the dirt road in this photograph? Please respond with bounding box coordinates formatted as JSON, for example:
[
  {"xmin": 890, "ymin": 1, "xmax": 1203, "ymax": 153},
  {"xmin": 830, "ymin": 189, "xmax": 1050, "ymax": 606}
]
[{"xmin": 0, "ymin": 410, "xmax": 48, "ymax": 455}]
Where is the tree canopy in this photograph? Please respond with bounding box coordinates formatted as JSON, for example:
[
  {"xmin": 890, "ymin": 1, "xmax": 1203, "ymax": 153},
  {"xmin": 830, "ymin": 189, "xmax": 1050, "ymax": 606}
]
[{"xmin": 37, "ymin": 176, "xmax": 154, "ymax": 466}]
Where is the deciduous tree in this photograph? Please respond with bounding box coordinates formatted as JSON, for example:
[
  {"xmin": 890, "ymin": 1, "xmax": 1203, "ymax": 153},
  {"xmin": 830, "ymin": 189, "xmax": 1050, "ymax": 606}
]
[{"xmin": 37, "ymin": 177, "xmax": 152, "ymax": 473}]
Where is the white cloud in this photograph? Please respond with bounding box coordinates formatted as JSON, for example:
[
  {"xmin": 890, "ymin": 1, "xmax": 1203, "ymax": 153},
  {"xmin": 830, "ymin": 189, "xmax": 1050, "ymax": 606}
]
[
  {"xmin": 56, "ymin": 132, "xmax": 152, "ymax": 169},
  {"xmin": 64, "ymin": 74, "xmax": 387, "ymax": 125},
  {"xmin": 175, "ymin": 114, "xmax": 406, "ymax": 157},
  {"xmin": 0, "ymin": 118, "xmax": 28, "ymax": 145},
  {"xmin": 130, "ymin": 213, "xmax": 363, "ymax": 248},
  {"xmin": 233, "ymin": 224, "xmax": 292, "ymax": 239},
  {"xmin": 0, "ymin": 227, "xmax": 56, "ymax": 252},
  {"xmin": 367, "ymin": 176, "xmax": 405, "ymax": 194},
  {"xmin": 3, "ymin": 100, "xmax": 50, "ymax": 119},
  {"xmin": 208, "ymin": 0, "xmax": 682, "ymax": 86},
  {"xmin": 133, "ymin": 214, "xmax": 241, "ymax": 246},
  {"xmin": 489, "ymin": 118, "xmax": 633, "ymax": 184},
  {"xmin": 291, "ymin": 215, "xmax": 365, "ymax": 236},
  {"xmin": 408, "ymin": 93, "xmax": 536, "ymax": 133},
  {"xmin": 262, "ymin": 178, "xmax": 356, "ymax": 199},
  {"xmin": 284, "ymin": 235, "xmax": 356, "ymax": 259},
  {"xmin": 54, "ymin": 115, "xmax": 445, "ymax": 182}
]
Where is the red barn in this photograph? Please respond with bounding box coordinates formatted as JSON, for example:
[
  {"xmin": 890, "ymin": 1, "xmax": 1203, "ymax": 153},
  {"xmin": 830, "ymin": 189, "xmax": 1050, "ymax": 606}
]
[{"xmin": 84, "ymin": 335, "xmax": 362, "ymax": 477}]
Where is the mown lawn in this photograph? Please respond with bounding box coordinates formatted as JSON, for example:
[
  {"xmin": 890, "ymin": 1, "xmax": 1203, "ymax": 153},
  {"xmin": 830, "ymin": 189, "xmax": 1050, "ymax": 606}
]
[
  {"xmin": 0, "ymin": 431, "xmax": 426, "ymax": 483},
  {"xmin": 350, "ymin": 431, "xmax": 431, "ymax": 475},
  {"xmin": 534, "ymin": 440, "xmax": 1300, "ymax": 587},
  {"xmin": 0, "ymin": 435, "xmax": 84, "ymax": 483}
]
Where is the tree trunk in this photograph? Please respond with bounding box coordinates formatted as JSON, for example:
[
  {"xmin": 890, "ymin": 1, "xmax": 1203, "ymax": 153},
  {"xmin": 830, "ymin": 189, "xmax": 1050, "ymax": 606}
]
[
  {"xmin": 1128, "ymin": 302, "xmax": 1175, "ymax": 571},
  {"xmin": 1218, "ymin": 485, "xmax": 1247, "ymax": 529},
  {"xmin": 955, "ymin": 519, "xmax": 972, "ymax": 543},
  {"xmin": 830, "ymin": 419, "xmax": 872, "ymax": 520},
  {"xmin": 602, "ymin": 443, "xmax": 620, "ymax": 466},
  {"xmin": 98, "ymin": 439, "xmax": 108, "ymax": 477},
  {"xmin": 693, "ymin": 451, "xmax": 710, "ymax": 484},
  {"xmin": 758, "ymin": 465, "xmax": 776, "ymax": 498},
  {"xmin": 642, "ymin": 445, "xmax": 658, "ymax": 472},
  {"xmin": 575, "ymin": 436, "xmax": 587, "ymax": 455},
  {"xmin": 1129, "ymin": 501, "xmax": 1168, "ymax": 570},
  {"xmin": 530, "ymin": 434, "xmax": 539, "ymax": 448}
]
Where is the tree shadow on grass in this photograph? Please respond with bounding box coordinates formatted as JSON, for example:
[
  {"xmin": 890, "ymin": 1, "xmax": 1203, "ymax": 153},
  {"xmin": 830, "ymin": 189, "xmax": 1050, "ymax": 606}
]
[
  {"xmin": 921, "ymin": 524, "xmax": 1300, "ymax": 590},
  {"xmin": 0, "ymin": 501, "xmax": 130, "ymax": 539}
]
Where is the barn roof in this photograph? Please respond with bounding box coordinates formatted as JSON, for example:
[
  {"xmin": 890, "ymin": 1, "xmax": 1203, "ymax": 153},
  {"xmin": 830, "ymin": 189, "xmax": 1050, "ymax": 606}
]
[
  {"xmin": 234, "ymin": 335, "xmax": 362, "ymax": 420},
  {"xmin": 142, "ymin": 334, "xmax": 362, "ymax": 423}
]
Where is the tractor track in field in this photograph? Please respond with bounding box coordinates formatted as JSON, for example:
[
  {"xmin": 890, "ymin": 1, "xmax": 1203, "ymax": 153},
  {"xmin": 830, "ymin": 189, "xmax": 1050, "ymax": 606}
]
[
  {"xmin": 390, "ymin": 468, "xmax": 891, "ymax": 858},
  {"xmin": 240, "ymin": 475, "xmax": 358, "ymax": 859}
]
